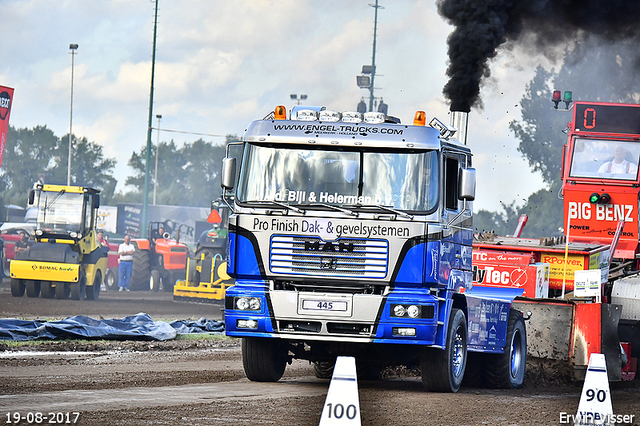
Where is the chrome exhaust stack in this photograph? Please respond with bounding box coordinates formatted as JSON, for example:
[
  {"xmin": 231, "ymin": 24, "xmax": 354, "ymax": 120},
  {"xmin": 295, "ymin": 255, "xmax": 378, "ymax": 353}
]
[{"xmin": 450, "ymin": 110, "xmax": 469, "ymax": 145}]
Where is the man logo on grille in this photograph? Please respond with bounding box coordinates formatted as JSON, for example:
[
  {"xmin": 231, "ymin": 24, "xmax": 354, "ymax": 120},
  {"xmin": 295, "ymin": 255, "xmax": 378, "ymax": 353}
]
[{"xmin": 305, "ymin": 240, "xmax": 355, "ymax": 253}]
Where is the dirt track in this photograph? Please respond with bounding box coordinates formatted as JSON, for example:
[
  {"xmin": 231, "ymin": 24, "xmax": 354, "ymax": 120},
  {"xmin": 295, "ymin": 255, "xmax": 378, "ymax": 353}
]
[{"xmin": 1, "ymin": 280, "xmax": 639, "ymax": 426}]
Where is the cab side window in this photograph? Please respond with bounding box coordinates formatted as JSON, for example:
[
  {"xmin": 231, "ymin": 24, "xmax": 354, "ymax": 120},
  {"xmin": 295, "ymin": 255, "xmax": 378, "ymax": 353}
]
[{"xmin": 444, "ymin": 156, "xmax": 460, "ymax": 211}]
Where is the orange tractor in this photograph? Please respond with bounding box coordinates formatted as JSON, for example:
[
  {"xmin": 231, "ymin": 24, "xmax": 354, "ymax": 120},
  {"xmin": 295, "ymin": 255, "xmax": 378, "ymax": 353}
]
[{"xmin": 129, "ymin": 222, "xmax": 188, "ymax": 291}]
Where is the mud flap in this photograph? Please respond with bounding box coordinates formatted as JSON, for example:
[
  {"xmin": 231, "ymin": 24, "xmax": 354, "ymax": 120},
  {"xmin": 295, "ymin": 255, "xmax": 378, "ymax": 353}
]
[{"xmin": 601, "ymin": 303, "xmax": 622, "ymax": 382}]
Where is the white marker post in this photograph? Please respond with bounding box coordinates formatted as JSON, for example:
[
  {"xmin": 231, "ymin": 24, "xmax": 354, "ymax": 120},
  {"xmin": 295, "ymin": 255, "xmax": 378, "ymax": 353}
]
[
  {"xmin": 575, "ymin": 353, "xmax": 613, "ymax": 425},
  {"xmin": 319, "ymin": 356, "xmax": 361, "ymax": 426}
]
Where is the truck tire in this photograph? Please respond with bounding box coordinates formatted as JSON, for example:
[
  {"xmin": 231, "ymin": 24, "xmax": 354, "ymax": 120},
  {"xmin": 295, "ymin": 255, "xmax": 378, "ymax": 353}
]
[
  {"xmin": 313, "ymin": 361, "xmax": 335, "ymax": 379},
  {"xmin": 242, "ymin": 337, "xmax": 287, "ymax": 382},
  {"xmin": 105, "ymin": 267, "xmax": 119, "ymax": 291},
  {"xmin": 40, "ymin": 281, "xmax": 55, "ymax": 299},
  {"xmin": 150, "ymin": 270, "xmax": 161, "ymax": 292},
  {"xmin": 55, "ymin": 282, "xmax": 71, "ymax": 299},
  {"xmin": 86, "ymin": 271, "xmax": 101, "ymax": 300},
  {"xmin": 484, "ymin": 309, "xmax": 527, "ymax": 389},
  {"xmin": 130, "ymin": 245, "xmax": 151, "ymax": 291},
  {"xmin": 11, "ymin": 279, "xmax": 25, "ymax": 297},
  {"xmin": 70, "ymin": 271, "xmax": 86, "ymax": 300},
  {"xmin": 421, "ymin": 308, "xmax": 467, "ymax": 392},
  {"xmin": 26, "ymin": 280, "xmax": 41, "ymax": 297}
]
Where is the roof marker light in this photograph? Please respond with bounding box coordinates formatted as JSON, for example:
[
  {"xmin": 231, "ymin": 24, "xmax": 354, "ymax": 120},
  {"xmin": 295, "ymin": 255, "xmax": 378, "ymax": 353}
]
[
  {"xmin": 295, "ymin": 109, "xmax": 319, "ymax": 121},
  {"xmin": 363, "ymin": 111, "xmax": 386, "ymax": 124},
  {"xmin": 342, "ymin": 111, "xmax": 363, "ymax": 123},
  {"xmin": 413, "ymin": 111, "xmax": 426, "ymax": 126},
  {"xmin": 274, "ymin": 105, "xmax": 287, "ymax": 120},
  {"xmin": 319, "ymin": 110, "xmax": 341, "ymax": 122}
]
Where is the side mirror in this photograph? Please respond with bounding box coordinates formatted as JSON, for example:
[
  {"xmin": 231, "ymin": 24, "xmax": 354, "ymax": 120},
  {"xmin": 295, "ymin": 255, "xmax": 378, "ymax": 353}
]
[
  {"xmin": 458, "ymin": 168, "xmax": 476, "ymax": 201},
  {"xmin": 221, "ymin": 158, "xmax": 237, "ymax": 190},
  {"xmin": 93, "ymin": 194, "xmax": 101, "ymax": 209},
  {"xmin": 28, "ymin": 190, "xmax": 35, "ymax": 205}
]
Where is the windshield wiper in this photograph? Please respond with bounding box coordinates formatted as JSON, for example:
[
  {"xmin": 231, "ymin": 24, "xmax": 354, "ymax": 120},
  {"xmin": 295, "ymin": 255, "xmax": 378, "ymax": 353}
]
[
  {"xmin": 308, "ymin": 203, "xmax": 358, "ymax": 217},
  {"xmin": 367, "ymin": 204, "xmax": 414, "ymax": 220},
  {"xmin": 245, "ymin": 200, "xmax": 304, "ymax": 214}
]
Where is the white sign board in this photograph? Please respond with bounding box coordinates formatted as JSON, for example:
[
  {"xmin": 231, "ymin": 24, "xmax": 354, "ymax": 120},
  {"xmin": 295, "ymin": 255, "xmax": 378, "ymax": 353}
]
[{"xmin": 574, "ymin": 269, "xmax": 601, "ymax": 302}]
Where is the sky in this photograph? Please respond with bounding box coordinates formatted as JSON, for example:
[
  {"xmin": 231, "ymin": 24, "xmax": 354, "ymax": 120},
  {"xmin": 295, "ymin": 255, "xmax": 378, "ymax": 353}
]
[{"xmin": 0, "ymin": 0, "xmax": 556, "ymax": 213}]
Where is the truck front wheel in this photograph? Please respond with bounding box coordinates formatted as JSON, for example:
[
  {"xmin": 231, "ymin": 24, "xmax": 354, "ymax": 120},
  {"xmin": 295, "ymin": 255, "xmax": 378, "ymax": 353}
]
[
  {"xmin": 242, "ymin": 337, "xmax": 287, "ymax": 382},
  {"xmin": 485, "ymin": 309, "xmax": 527, "ymax": 389},
  {"xmin": 313, "ymin": 361, "xmax": 335, "ymax": 379},
  {"xmin": 421, "ymin": 308, "xmax": 467, "ymax": 392}
]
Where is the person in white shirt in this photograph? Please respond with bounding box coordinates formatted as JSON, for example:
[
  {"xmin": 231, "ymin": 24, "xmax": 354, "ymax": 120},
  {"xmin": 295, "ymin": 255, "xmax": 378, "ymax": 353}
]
[
  {"xmin": 598, "ymin": 144, "xmax": 638, "ymax": 176},
  {"xmin": 118, "ymin": 234, "xmax": 135, "ymax": 291}
]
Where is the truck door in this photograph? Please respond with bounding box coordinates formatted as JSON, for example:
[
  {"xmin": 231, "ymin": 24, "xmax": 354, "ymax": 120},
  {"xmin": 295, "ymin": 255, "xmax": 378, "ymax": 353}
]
[{"xmin": 441, "ymin": 152, "xmax": 467, "ymax": 276}]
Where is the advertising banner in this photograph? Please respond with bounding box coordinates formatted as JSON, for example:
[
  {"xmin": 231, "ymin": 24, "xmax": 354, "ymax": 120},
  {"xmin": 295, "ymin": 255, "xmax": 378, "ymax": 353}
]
[
  {"xmin": 117, "ymin": 203, "xmax": 209, "ymax": 243},
  {"xmin": 0, "ymin": 85, "xmax": 15, "ymax": 168}
]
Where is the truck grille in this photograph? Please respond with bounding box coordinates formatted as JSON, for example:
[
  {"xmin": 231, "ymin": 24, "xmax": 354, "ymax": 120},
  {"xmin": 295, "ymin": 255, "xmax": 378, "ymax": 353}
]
[{"xmin": 269, "ymin": 236, "xmax": 388, "ymax": 279}]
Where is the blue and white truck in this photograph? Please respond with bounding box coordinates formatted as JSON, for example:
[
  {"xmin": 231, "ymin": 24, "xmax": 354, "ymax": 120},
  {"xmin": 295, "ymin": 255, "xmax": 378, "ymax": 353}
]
[{"xmin": 222, "ymin": 105, "xmax": 526, "ymax": 392}]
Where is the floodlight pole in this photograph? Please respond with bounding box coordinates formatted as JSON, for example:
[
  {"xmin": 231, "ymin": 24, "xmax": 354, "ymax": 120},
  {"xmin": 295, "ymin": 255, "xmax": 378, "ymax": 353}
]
[
  {"xmin": 142, "ymin": 0, "xmax": 159, "ymax": 238},
  {"xmin": 368, "ymin": 0, "xmax": 383, "ymax": 112},
  {"xmin": 153, "ymin": 114, "xmax": 162, "ymax": 205},
  {"xmin": 67, "ymin": 44, "xmax": 78, "ymax": 185}
]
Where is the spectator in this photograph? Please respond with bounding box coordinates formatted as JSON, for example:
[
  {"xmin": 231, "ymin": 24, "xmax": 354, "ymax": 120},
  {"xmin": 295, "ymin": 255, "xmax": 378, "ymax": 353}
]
[
  {"xmin": 97, "ymin": 230, "xmax": 109, "ymax": 247},
  {"xmin": 14, "ymin": 231, "xmax": 32, "ymax": 254},
  {"xmin": 118, "ymin": 235, "xmax": 135, "ymax": 291}
]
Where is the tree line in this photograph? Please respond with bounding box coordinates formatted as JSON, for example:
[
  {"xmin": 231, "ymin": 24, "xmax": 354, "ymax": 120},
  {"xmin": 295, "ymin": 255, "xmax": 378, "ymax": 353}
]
[{"xmin": 0, "ymin": 125, "xmax": 238, "ymax": 213}]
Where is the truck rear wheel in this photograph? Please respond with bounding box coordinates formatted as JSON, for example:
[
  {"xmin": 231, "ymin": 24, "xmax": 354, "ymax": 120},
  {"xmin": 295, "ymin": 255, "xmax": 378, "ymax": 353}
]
[
  {"xmin": 105, "ymin": 267, "xmax": 119, "ymax": 291},
  {"xmin": 86, "ymin": 271, "xmax": 101, "ymax": 300},
  {"xmin": 10, "ymin": 279, "xmax": 25, "ymax": 297},
  {"xmin": 55, "ymin": 282, "xmax": 71, "ymax": 299},
  {"xmin": 70, "ymin": 271, "xmax": 86, "ymax": 300},
  {"xmin": 26, "ymin": 280, "xmax": 41, "ymax": 297},
  {"xmin": 485, "ymin": 309, "xmax": 526, "ymax": 389},
  {"xmin": 421, "ymin": 308, "xmax": 467, "ymax": 392},
  {"xmin": 130, "ymin": 245, "xmax": 151, "ymax": 291},
  {"xmin": 242, "ymin": 337, "xmax": 287, "ymax": 382},
  {"xmin": 40, "ymin": 281, "xmax": 55, "ymax": 299},
  {"xmin": 150, "ymin": 270, "xmax": 161, "ymax": 292}
]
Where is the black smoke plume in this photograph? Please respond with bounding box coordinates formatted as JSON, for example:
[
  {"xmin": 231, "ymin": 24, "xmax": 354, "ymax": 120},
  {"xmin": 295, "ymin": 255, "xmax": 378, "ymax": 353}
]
[{"xmin": 437, "ymin": 0, "xmax": 640, "ymax": 112}]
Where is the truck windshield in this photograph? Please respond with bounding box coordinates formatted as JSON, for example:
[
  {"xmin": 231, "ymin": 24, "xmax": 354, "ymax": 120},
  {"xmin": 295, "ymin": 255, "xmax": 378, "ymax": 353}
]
[
  {"xmin": 37, "ymin": 191, "xmax": 85, "ymax": 235},
  {"xmin": 236, "ymin": 144, "xmax": 439, "ymax": 212},
  {"xmin": 569, "ymin": 138, "xmax": 640, "ymax": 181}
]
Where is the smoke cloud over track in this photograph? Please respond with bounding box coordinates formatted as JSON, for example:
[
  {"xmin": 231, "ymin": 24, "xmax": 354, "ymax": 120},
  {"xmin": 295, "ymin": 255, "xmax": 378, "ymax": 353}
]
[{"xmin": 437, "ymin": 0, "xmax": 640, "ymax": 112}]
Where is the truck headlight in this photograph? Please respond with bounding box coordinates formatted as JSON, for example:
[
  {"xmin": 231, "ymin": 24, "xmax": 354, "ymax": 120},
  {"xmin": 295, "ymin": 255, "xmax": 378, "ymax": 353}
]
[
  {"xmin": 407, "ymin": 305, "xmax": 420, "ymax": 318},
  {"xmin": 391, "ymin": 304, "xmax": 424, "ymax": 318},
  {"xmin": 392, "ymin": 304, "xmax": 406, "ymax": 317},
  {"xmin": 235, "ymin": 297, "xmax": 261, "ymax": 311}
]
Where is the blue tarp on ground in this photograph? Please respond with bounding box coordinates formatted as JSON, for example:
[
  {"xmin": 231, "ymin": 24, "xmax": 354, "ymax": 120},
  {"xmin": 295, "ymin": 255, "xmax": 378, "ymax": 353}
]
[{"xmin": 0, "ymin": 313, "xmax": 225, "ymax": 341}]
